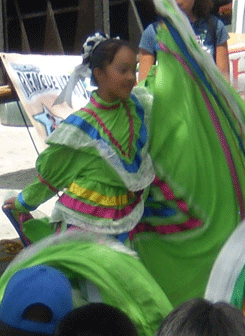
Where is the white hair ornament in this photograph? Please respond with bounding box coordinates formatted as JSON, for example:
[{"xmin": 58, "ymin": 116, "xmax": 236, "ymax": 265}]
[{"xmin": 54, "ymin": 32, "xmax": 117, "ymax": 107}]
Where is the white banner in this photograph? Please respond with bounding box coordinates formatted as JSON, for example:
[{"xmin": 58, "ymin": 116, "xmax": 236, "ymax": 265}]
[
  {"xmin": 0, "ymin": 53, "xmax": 95, "ymax": 149},
  {"xmin": 1, "ymin": 45, "xmax": 245, "ymax": 152}
]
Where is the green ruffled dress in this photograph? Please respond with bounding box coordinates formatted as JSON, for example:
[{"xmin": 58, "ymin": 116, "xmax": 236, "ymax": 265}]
[
  {"xmin": 14, "ymin": 89, "xmax": 154, "ymax": 242},
  {"xmin": 0, "ymin": 232, "xmax": 173, "ymax": 336}
]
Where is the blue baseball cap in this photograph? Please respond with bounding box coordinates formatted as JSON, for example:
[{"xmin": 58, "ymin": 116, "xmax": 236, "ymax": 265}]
[{"xmin": 0, "ymin": 265, "xmax": 73, "ymax": 335}]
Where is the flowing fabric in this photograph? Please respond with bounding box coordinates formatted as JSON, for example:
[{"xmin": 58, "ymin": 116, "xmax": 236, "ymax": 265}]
[
  {"xmin": 14, "ymin": 90, "xmax": 154, "ymax": 239},
  {"xmin": 0, "ymin": 232, "xmax": 172, "ymax": 336},
  {"xmin": 205, "ymin": 219, "xmax": 245, "ymax": 311},
  {"xmin": 129, "ymin": 0, "xmax": 245, "ymax": 307}
]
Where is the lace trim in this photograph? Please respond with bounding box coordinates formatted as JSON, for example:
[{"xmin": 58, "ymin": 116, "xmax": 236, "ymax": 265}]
[
  {"xmin": 58, "ymin": 191, "xmax": 142, "ymax": 220},
  {"xmin": 47, "ymin": 95, "xmax": 155, "ymax": 191},
  {"xmin": 48, "ymin": 126, "xmax": 154, "ymax": 191},
  {"xmin": 131, "ymin": 87, "xmax": 153, "ymax": 129}
]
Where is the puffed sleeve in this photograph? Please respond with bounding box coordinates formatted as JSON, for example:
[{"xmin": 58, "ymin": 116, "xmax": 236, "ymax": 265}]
[{"xmin": 15, "ymin": 144, "xmax": 84, "ymax": 213}]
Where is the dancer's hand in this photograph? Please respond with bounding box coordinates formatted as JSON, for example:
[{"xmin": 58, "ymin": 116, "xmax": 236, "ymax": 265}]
[{"xmin": 3, "ymin": 197, "xmax": 17, "ymax": 210}]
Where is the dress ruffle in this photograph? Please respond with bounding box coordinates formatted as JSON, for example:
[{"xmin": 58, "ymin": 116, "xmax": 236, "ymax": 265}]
[
  {"xmin": 51, "ymin": 192, "xmax": 145, "ymax": 234},
  {"xmin": 47, "ymin": 91, "xmax": 155, "ymax": 191}
]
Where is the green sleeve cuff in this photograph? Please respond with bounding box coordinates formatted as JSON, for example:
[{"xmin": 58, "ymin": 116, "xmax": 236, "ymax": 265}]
[{"xmin": 15, "ymin": 196, "xmax": 32, "ymax": 213}]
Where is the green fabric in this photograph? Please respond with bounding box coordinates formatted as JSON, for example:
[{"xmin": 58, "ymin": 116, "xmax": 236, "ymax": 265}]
[
  {"xmin": 231, "ymin": 265, "xmax": 245, "ymax": 311},
  {"xmin": 14, "ymin": 90, "xmax": 154, "ymax": 235},
  {"xmin": 0, "ymin": 234, "xmax": 173, "ymax": 336},
  {"xmin": 130, "ymin": 16, "xmax": 245, "ymax": 307},
  {"xmin": 15, "ymin": 91, "xmax": 149, "ymax": 214},
  {"xmin": 78, "ymin": 92, "xmax": 143, "ymax": 164},
  {"xmin": 137, "ymin": 66, "xmax": 157, "ymax": 94},
  {"xmin": 15, "ymin": 144, "xmax": 128, "ymax": 214},
  {"xmin": 23, "ymin": 217, "xmax": 56, "ymax": 243}
]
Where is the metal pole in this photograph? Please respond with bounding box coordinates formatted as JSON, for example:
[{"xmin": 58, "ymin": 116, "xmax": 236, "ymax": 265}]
[
  {"xmin": 128, "ymin": 0, "xmax": 144, "ymax": 34},
  {"xmin": 0, "ymin": 0, "xmax": 4, "ymax": 52},
  {"xmin": 0, "ymin": 0, "xmax": 5, "ymax": 84},
  {"xmin": 94, "ymin": 0, "xmax": 110, "ymax": 34},
  {"xmin": 103, "ymin": 0, "xmax": 110, "ymax": 35},
  {"xmin": 94, "ymin": 0, "xmax": 103, "ymax": 32}
]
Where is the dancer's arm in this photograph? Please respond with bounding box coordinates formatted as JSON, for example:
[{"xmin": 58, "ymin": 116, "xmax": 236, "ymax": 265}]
[
  {"xmin": 138, "ymin": 23, "xmax": 157, "ymax": 82},
  {"xmin": 4, "ymin": 144, "xmax": 85, "ymax": 213},
  {"xmin": 138, "ymin": 49, "xmax": 155, "ymax": 82},
  {"xmin": 216, "ymin": 41, "xmax": 230, "ymax": 81}
]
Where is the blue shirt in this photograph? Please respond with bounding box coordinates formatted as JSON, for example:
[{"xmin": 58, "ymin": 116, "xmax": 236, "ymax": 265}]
[{"xmin": 139, "ymin": 16, "xmax": 229, "ymax": 60}]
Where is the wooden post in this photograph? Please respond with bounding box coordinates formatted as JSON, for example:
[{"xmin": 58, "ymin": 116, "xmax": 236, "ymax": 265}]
[
  {"xmin": 128, "ymin": 0, "xmax": 143, "ymax": 34},
  {"xmin": 94, "ymin": 0, "xmax": 110, "ymax": 34},
  {"xmin": 0, "ymin": 85, "xmax": 17, "ymax": 103},
  {"xmin": 14, "ymin": 0, "xmax": 31, "ymax": 52},
  {"xmin": 43, "ymin": 1, "xmax": 64, "ymax": 54},
  {"xmin": 74, "ymin": 0, "xmax": 95, "ymax": 52},
  {"xmin": 103, "ymin": 0, "xmax": 110, "ymax": 35}
]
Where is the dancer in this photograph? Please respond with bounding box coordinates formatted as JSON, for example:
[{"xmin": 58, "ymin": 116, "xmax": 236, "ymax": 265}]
[
  {"xmin": 3, "ymin": 33, "xmax": 154, "ymax": 243},
  {"xmin": 129, "ymin": 0, "xmax": 245, "ymax": 307},
  {"xmin": 138, "ymin": 0, "xmax": 230, "ymax": 81}
]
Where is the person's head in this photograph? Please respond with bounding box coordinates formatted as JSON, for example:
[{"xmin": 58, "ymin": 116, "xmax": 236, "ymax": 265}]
[
  {"xmin": 55, "ymin": 303, "xmax": 138, "ymax": 336},
  {"xmin": 0, "ymin": 265, "xmax": 73, "ymax": 335},
  {"xmin": 176, "ymin": 0, "xmax": 213, "ymax": 19},
  {"xmin": 83, "ymin": 34, "xmax": 137, "ymax": 102},
  {"xmin": 157, "ymin": 298, "xmax": 245, "ymax": 336}
]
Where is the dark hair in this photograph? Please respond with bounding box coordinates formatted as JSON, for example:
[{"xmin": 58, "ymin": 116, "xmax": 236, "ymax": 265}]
[
  {"xmin": 23, "ymin": 304, "xmax": 53, "ymax": 323},
  {"xmin": 55, "ymin": 303, "xmax": 138, "ymax": 336},
  {"xmin": 86, "ymin": 39, "xmax": 135, "ymax": 85},
  {"xmin": 157, "ymin": 298, "xmax": 245, "ymax": 336},
  {"xmin": 193, "ymin": 0, "xmax": 214, "ymax": 18},
  {"xmin": 0, "ymin": 304, "xmax": 53, "ymax": 336}
]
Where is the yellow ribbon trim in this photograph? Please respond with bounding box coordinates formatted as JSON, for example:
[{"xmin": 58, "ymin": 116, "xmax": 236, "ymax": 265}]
[{"xmin": 69, "ymin": 183, "xmax": 134, "ymax": 207}]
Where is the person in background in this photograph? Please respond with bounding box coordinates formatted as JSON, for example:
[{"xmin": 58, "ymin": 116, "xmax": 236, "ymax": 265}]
[
  {"xmin": 0, "ymin": 231, "xmax": 173, "ymax": 336},
  {"xmin": 212, "ymin": 0, "xmax": 232, "ymax": 26},
  {"xmin": 0, "ymin": 265, "xmax": 73, "ymax": 336},
  {"xmin": 55, "ymin": 303, "xmax": 138, "ymax": 336},
  {"xmin": 156, "ymin": 298, "xmax": 245, "ymax": 336},
  {"xmin": 138, "ymin": 0, "xmax": 230, "ymax": 81}
]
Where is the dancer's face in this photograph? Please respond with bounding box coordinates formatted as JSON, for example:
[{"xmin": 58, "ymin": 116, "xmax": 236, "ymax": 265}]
[
  {"xmin": 176, "ymin": 0, "xmax": 195, "ymax": 16},
  {"xmin": 95, "ymin": 46, "xmax": 137, "ymax": 102}
]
